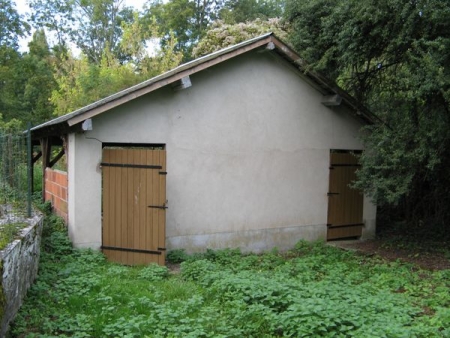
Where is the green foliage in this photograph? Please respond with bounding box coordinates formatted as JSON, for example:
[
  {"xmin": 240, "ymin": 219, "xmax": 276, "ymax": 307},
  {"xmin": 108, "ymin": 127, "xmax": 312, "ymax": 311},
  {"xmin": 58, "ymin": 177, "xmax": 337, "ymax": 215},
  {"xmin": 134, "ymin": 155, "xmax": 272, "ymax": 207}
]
[
  {"xmin": 219, "ymin": 0, "xmax": 285, "ymax": 24},
  {"xmin": 285, "ymin": 0, "xmax": 450, "ymax": 230},
  {"xmin": 0, "ymin": 222, "xmax": 27, "ymax": 250},
  {"xmin": 28, "ymin": 0, "xmax": 135, "ymax": 64},
  {"xmin": 8, "ymin": 162, "xmax": 42, "ymax": 198},
  {"xmin": 0, "ymin": 130, "xmax": 42, "ymax": 215},
  {"xmin": 42, "ymin": 228, "xmax": 72, "ymax": 257},
  {"xmin": 51, "ymin": 25, "xmax": 182, "ymax": 116},
  {"xmin": 33, "ymin": 198, "xmax": 52, "ymax": 215},
  {"xmin": 145, "ymin": 0, "xmax": 285, "ymax": 60},
  {"xmin": 21, "ymin": 29, "xmax": 57, "ymax": 125},
  {"xmin": 180, "ymin": 259, "xmax": 221, "ymax": 283},
  {"xmin": 143, "ymin": 0, "xmax": 223, "ymax": 58},
  {"xmin": 138, "ymin": 264, "xmax": 169, "ymax": 281},
  {"xmin": 192, "ymin": 18, "xmax": 289, "ymax": 57},
  {"xmin": 0, "ymin": 131, "xmax": 29, "ymax": 214},
  {"xmin": 0, "ymin": 115, "xmax": 22, "ymax": 133},
  {"xmin": 194, "ymin": 247, "xmax": 242, "ymax": 264},
  {"xmin": 10, "ymin": 238, "xmax": 450, "ymax": 337},
  {"xmin": 166, "ymin": 248, "xmax": 189, "ymax": 263},
  {"xmin": 41, "ymin": 213, "xmax": 66, "ymax": 236},
  {"xmin": 0, "ymin": 0, "xmax": 29, "ymax": 48},
  {"xmin": 0, "ymin": 46, "xmax": 26, "ymax": 123},
  {"xmin": 0, "ymin": 28, "xmax": 56, "ymax": 127},
  {"xmin": 285, "ymin": 0, "xmax": 434, "ymax": 96}
]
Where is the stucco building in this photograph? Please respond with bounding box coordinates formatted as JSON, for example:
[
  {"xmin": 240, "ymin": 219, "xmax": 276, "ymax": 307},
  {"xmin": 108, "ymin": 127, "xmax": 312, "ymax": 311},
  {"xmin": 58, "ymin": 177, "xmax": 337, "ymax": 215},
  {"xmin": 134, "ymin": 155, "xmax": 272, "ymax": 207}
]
[{"xmin": 31, "ymin": 34, "xmax": 377, "ymax": 265}]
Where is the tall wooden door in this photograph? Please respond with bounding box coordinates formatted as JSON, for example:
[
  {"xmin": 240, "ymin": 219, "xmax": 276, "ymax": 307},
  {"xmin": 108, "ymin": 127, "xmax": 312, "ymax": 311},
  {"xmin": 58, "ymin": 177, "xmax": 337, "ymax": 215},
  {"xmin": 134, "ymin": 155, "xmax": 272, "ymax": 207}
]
[
  {"xmin": 101, "ymin": 147, "xmax": 167, "ymax": 265},
  {"xmin": 327, "ymin": 151, "xmax": 364, "ymax": 240}
]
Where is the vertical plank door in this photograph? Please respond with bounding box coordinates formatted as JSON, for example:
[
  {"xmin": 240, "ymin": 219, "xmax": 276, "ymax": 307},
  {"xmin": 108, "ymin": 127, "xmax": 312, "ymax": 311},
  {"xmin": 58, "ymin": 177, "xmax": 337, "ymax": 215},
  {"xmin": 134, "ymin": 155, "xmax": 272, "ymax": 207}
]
[
  {"xmin": 102, "ymin": 147, "xmax": 166, "ymax": 265},
  {"xmin": 327, "ymin": 151, "xmax": 364, "ymax": 240}
]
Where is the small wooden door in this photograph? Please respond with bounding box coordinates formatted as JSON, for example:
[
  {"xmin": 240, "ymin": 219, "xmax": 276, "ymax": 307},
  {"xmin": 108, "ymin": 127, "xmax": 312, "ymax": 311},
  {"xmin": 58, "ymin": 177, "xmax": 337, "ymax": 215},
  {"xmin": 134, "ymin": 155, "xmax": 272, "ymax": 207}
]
[
  {"xmin": 327, "ymin": 151, "xmax": 363, "ymax": 240},
  {"xmin": 101, "ymin": 147, "xmax": 167, "ymax": 265}
]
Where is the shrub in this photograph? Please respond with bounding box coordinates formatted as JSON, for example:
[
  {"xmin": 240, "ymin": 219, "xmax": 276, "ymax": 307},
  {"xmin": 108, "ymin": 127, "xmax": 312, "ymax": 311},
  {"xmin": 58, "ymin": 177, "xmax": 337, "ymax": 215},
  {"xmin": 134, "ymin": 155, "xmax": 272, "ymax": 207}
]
[
  {"xmin": 138, "ymin": 264, "xmax": 169, "ymax": 281},
  {"xmin": 166, "ymin": 249, "xmax": 188, "ymax": 263},
  {"xmin": 0, "ymin": 222, "xmax": 27, "ymax": 250}
]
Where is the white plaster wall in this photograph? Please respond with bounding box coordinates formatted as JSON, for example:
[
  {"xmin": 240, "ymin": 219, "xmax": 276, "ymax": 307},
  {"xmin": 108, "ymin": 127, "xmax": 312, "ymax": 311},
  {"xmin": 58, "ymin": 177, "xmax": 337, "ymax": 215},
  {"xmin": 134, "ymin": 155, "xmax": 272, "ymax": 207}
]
[
  {"xmin": 68, "ymin": 133, "xmax": 102, "ymax": 248},
  {"xmin": 67, "ymin": 51, "xmax": 376, "ymax": 252}
]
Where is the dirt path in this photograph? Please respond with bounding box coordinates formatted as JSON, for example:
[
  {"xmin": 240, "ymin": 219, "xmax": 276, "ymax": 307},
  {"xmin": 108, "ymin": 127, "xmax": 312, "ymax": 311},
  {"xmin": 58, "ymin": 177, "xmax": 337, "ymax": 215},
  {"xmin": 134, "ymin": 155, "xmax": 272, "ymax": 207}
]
[{"xmin": 332, "ymin": 239, "xmax": 450, "ymax": 270}]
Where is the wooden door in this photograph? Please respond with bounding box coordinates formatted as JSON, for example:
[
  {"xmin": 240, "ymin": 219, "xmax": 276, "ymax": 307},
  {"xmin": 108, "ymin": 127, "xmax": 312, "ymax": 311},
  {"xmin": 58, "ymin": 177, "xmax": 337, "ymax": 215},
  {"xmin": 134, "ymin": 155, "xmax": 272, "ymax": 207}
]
[
  {"xmin": 327, "ymin": 151, "xmax": 364, "ymax": 240},
  {"xmin": 101, "ymin": 147, "xmax": 167, "ymax": 265}
]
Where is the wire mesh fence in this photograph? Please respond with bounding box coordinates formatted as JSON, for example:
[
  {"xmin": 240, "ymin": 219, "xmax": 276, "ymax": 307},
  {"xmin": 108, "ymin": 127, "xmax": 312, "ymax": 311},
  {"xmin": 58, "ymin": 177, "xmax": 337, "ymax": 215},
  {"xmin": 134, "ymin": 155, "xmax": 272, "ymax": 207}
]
[{"xmin": 0, "ymin": 130, "xmax": 32, "ymax": 224}]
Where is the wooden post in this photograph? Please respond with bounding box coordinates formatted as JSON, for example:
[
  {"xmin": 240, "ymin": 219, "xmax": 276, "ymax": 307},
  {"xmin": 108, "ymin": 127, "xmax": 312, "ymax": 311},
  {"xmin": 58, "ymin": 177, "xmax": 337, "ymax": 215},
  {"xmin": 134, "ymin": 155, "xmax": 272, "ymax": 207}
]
[
  {"xmin": 40, "ymin": 137, "xmax": 51, "ymax": 201},
  {"xmin": 31, "ymin": 150, "xmax": 42, "ymax": 195},
  {"xmin": 30, "ymin": 156, "xmax": 34, "ymax": 194},
  {"xmin": 27, "ymin": 124, "xmax": 32, "ymax": 217}
]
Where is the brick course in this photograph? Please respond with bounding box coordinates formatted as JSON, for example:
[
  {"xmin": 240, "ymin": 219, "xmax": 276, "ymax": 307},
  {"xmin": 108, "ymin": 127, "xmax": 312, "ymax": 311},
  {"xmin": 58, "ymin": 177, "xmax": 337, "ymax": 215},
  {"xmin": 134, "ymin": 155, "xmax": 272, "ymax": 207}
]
[{"xmin": 44, "ymin": 168, "xmax": 68, "ymax": 222}]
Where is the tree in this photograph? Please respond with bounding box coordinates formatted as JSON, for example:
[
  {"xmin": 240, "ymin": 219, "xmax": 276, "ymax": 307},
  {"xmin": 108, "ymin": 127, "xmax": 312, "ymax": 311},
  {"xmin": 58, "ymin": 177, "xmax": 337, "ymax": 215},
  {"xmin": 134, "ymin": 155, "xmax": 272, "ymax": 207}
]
[
  {"xmin": 0, "ymin": 0, "xmax": 31, "ymax": 125},
  {"xmin": 285, "ymin": 0, "xmax": 450, "ymax": 230},
  {"xmin": 51, "ymin": 20, "xmax": 183, "ymax": 116},
  {"xmin": 28, "ymin": 0, "xmax": 135, "ymax": 63},
  {"xmin": 0, "ymin": 29, "xmax": 58, "ymax": 127},
  {"xmin": 144, "ymin": 0, "xmax": 285, "ymax": 59},
  {"xmin": 143, "ymin": 0, "xmax": 225, "ymax": 58},
  {"xmin": 0, "ymin": 0, "xmax": 29, "ymax": 48},
  {"xmin": 0, "ymin": 46, "xmax": 25, "ymax": 122},
  {"xmin": 192, "ymin": 18, "xmax": 288, "ymax": 57},
  {"xmin": 21, "ymin": 29, "xmax": 57, "ymax": 125},
  {"xmin": 219, "ymin": 0, "xmax": 284, "ymax": 24}
]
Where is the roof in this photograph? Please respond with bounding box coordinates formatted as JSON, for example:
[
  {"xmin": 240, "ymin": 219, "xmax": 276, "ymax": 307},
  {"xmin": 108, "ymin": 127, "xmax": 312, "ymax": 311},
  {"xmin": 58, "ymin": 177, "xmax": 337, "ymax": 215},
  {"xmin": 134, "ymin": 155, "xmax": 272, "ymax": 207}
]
[{"xmin": 31, "ymin": 33, "xmax": 378, "ymax": 137}]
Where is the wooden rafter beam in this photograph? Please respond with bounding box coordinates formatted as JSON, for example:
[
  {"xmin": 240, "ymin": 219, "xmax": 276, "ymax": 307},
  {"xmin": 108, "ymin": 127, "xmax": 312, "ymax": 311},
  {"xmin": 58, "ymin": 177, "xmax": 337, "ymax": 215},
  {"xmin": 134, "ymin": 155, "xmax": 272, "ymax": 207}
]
[
  {"xmin": 49, "ymin": 148, "xmax": 65, "ymax": 168},
  {"xmin": 40, "ymin": 137, "xmax": 51, "ymax": 201},
  {"xmin": 32, "ymin": 151, "xmax": 42, "ymax": 164}
]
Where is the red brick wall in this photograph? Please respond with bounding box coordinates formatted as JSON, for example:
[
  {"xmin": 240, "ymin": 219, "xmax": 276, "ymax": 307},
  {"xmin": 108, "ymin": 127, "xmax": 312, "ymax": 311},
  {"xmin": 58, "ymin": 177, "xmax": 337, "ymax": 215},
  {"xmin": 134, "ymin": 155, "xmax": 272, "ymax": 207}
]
[{"xmin": 44, "ymin": 168, "xmax": 68, "ymax": 222}]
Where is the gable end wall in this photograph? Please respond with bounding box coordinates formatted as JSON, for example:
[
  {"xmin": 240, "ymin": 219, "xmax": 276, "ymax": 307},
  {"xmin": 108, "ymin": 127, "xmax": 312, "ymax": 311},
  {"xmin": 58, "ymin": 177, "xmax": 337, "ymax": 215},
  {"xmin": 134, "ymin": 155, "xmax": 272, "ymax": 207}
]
[{"xmin": 67, "ymin": 51, "xmax": 376, "ymax": 252}]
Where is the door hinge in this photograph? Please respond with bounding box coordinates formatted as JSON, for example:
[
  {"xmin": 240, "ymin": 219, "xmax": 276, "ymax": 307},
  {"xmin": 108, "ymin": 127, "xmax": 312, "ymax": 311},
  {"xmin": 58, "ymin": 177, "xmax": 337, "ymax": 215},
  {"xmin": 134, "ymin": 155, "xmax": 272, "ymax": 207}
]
[
  {"xmin": 101, "ymin": 246, "xmax": 162, "ymax": 255},
  {"xmin": 148, "ymin": 201, "xmax": 168, "ymax": 209},
  {"xmin": 327, "ymin": 223, "xmax": 364, "ymax": 228}
]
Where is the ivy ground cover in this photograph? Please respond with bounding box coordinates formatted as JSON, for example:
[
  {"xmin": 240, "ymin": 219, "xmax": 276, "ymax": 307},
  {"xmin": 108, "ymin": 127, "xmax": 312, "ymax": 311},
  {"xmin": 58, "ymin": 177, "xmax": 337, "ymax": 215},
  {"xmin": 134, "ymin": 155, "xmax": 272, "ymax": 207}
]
[{"xmin": 10, "ymin": 231, "xmax": 450, "ymax": 337}]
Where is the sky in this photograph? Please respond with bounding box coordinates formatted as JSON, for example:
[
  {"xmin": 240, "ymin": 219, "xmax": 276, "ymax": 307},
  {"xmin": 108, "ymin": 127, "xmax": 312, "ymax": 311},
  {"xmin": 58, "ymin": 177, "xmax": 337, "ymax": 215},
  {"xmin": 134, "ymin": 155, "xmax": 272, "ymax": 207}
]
[{"xmin": 14, "ymin": 0, "xmax": 147, "ymax": 52}]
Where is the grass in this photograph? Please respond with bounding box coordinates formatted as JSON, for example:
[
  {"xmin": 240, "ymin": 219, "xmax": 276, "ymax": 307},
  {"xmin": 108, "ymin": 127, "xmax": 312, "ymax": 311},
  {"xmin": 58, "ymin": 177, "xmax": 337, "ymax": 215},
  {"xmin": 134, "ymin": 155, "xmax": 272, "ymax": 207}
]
[
  {"xmin": 9, "ymin": 223, "xmax": 450, "ymax": 337},
  {"xmin": 0, "ymin": 222, "xmax": 28, "ymax": 250}
]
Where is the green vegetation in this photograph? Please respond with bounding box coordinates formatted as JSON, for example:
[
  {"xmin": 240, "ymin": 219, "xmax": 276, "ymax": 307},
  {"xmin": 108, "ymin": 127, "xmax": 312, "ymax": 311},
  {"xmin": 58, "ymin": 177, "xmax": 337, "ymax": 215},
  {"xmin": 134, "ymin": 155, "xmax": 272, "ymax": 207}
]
[
  {"xmin": 144, "ymin": 0, "xmax": 284, "ymax": 59},
  {"xmin": 10, "ymin": 223, "xmax": 450, "ymax": 337},
  {"xmin": 0, "ymin": 222, "xmax": 27, "ymax": 250},
  {"xmin": 192, "ymin": 18, "xmax": 288, "ymax": 58},
  {"xmin": 0, "ymin": 155, "xmax": 43, "ymax": 217},
  {"xmin": 0, "ymin": 0, "xmax": 286, "ymax": 129},
  {"xmin": 285, "ymin": 0, "xmax": 450, "ymax": 232},
  {"xmin": 0, "ymin": 115, "xmax": 41, "ymax": 219}
]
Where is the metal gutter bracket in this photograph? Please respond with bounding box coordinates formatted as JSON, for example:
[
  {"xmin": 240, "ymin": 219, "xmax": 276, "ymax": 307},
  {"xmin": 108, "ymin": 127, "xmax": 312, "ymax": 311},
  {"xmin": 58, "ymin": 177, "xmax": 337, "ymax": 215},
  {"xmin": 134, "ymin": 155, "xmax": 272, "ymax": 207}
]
[
  {"xmin": 172, "ymin": 76, "xmax": 192, "ymax": 91},
  {"xmin": 321, "ymin": 94, "xmax": 342, "ymax": 107},
  {"xmin": 82, "ymin": 119, "xmax": 93, "ymax": 131}
]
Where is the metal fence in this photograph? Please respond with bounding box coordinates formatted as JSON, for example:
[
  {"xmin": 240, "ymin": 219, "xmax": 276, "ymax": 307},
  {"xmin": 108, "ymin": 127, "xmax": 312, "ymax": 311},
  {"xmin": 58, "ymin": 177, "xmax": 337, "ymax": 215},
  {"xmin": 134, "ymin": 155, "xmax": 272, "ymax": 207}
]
[{"xmin": 0, "ymin": 127, "xmax": 32, "ymax": 222}]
